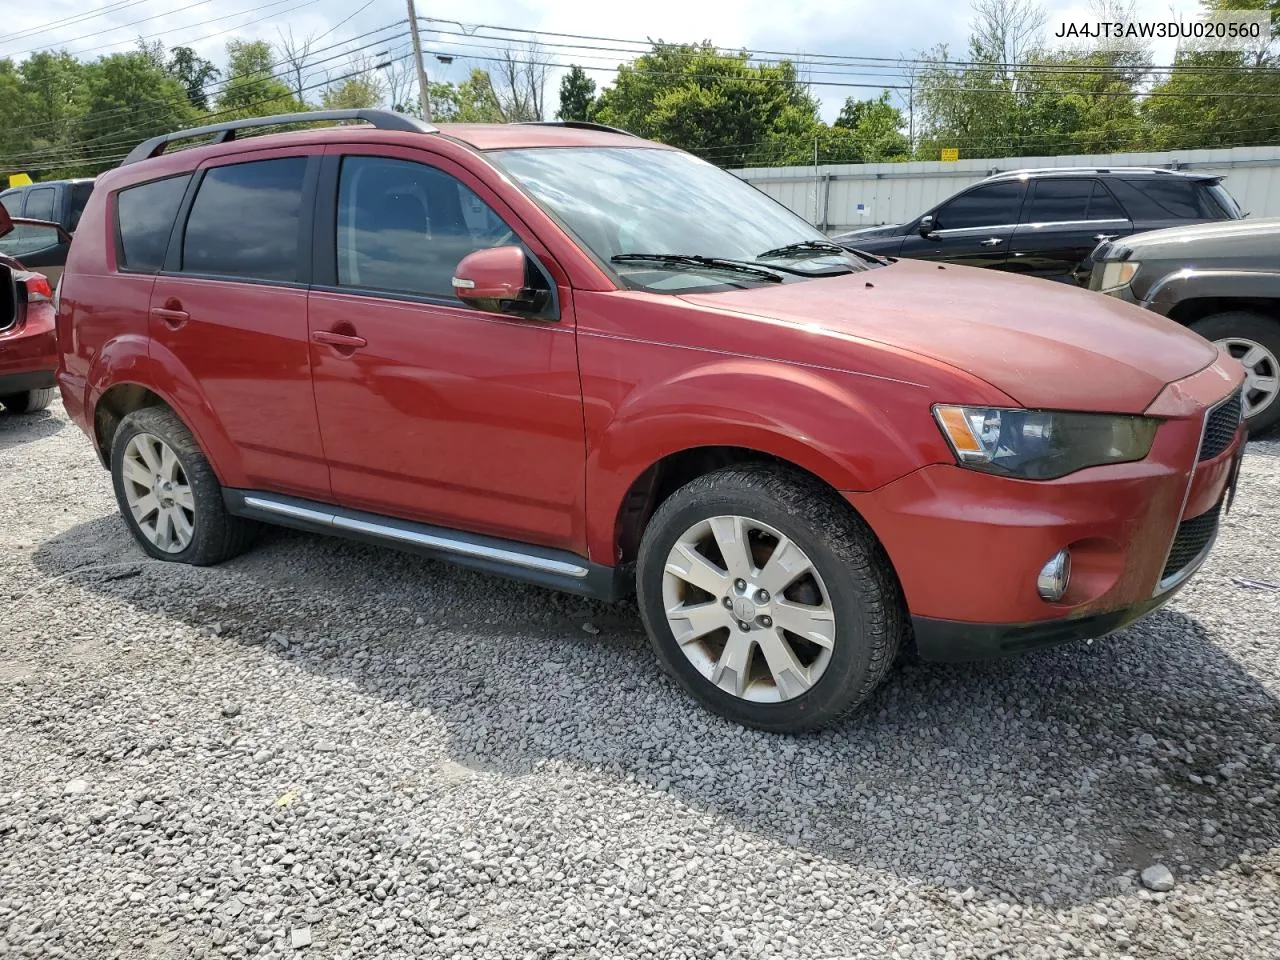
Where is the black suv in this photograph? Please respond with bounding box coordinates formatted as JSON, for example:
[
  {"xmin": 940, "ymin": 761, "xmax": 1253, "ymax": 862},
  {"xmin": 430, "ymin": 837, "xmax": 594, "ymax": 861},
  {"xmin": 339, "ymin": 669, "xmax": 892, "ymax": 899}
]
[
  {"xmin": 833, "ymin": 168, "xmax": 1243, "ymax": 284},
  {"xmin": 0, "ymin": 178, "xmax": 94, "ymax": 285}
]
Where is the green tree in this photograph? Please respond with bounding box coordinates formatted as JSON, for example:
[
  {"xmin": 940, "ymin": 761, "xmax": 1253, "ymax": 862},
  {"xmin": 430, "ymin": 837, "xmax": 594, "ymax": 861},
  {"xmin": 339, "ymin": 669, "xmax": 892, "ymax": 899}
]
[
  {"xmin": 217, "ymin": 39, "xmax": 298, "ymax": 119},
  {"xmin": 320, "ymin": 71, "xmax": 384, "ymax": 110},
  {"xmin": 167, "ymin": 46, "xmax": 219, "ymax": 111},
  {"xmin": 556, "ymin": 65, "xmax": 596, "ymax": 121},
  {"xmin": 77, "ymin": 51, "xmax": 197, "ymax": 174},
  {"xmin": 429, "ymin": 69, "xmax": 506, "ymax": 122},
  {"xmin": 1142, "ymin": 0, "xmax": 1280, "ymax": 150},
  {"xmin": 832, "ymin": 93, "xmax": 911, "ymax": 161},
  {"xmin": 593, "ymin": 42, "xmax": 823, "ymax": 165}
]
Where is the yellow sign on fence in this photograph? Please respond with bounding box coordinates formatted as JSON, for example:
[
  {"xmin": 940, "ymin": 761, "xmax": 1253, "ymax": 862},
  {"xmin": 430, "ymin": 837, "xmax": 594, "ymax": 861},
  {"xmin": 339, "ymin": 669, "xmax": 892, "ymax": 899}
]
[
  {"xmin": 940, "ymin": 148, "xmax": 959, "ymax": 162},
  {"xmin": 6, "ymin": 173, "xmax": 32, "ymax": 187}
]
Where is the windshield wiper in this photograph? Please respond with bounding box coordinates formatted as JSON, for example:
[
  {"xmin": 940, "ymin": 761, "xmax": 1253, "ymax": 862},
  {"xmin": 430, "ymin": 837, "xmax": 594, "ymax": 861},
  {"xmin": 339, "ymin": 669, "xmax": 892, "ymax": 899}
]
[
  {"xmin": 843, "ymin": 247, "xmax": 891, "ymax": 266},
  {"xmin": 756, "ymin": 239, "xmax": 847, "ymax": 260},
  {"xmin": 611, "ymin": 253, "xmax": 784, "ymax": 283}
]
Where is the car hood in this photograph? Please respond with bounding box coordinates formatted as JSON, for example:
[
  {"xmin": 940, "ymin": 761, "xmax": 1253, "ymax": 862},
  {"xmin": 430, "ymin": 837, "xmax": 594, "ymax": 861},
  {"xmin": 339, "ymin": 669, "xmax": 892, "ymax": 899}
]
[
  {"xmin": 680, "ymin": 259, "xmax": 1220, "ymax": 414},
  {"xmin": 1116, "ymin": 217, "xmax": 1280, "ymax": 258}
]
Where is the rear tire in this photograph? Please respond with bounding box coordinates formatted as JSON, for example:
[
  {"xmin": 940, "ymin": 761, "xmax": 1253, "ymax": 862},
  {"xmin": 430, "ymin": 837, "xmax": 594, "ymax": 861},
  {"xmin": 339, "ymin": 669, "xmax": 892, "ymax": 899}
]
[
  {"xmin": 110, "ymin": 406, "xmax": 255, "ymax": 565},
  {"xmin": 636, "ymin": 464, "xmax": 904, "ymax": 733},
  {"xmin": 0, "ymin": 387, "xmax": 57, "ymax": 413},
  {"xmin": 1190, "ymin": 311, "xmax": 1280, "ymax": 436}
]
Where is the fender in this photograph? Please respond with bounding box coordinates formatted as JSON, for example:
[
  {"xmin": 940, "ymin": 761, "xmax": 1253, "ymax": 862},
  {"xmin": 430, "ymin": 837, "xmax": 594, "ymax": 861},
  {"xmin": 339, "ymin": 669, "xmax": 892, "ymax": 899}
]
[
  {"xmin": 583, "ymin": 356, "xmax": 963, "ymax": 563},
  {"xmin": 1142, "ymin": 269, "xmax": 1280, "ymax": 318},
  {"xmin": 87, "ymin": 335, "xmax": 245, "ymax": 484}
]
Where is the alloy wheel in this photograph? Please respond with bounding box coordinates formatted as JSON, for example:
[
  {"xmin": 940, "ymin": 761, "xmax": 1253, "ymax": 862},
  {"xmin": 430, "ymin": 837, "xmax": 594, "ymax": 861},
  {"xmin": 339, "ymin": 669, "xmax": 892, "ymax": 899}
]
[
  {"xmin": 1216, "ymin": 336, "xmax": 1280, "ymax": 419},
  {"xmin": 121, "ymin": 432, "xmax": 196, "ymax": 553},
  {"xmin": 661, "ymin": 514, "xmax": 835, "ymax": 702}
]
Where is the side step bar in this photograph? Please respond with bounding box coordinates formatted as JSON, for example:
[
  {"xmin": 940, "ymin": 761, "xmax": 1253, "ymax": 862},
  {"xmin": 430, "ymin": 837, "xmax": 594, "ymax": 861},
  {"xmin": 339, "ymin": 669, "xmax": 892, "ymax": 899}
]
[{"xmin": 223, "ymin": 490, "xmax": 629, "ymax": 601}]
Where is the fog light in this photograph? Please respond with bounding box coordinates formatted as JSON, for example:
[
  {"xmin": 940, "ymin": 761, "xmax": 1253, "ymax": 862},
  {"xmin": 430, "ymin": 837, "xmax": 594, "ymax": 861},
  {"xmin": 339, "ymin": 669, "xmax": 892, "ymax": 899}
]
[{"xmin": 1037, "ymin": 549, "xmax": 1071, "ymax": 602}]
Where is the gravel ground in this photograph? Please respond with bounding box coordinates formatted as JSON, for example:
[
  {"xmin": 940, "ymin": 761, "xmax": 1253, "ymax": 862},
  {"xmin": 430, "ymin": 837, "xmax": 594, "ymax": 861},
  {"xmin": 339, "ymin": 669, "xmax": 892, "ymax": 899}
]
[{"xmin": 2, "ymin": 402, "xmax": 1279, "ymax": 960}]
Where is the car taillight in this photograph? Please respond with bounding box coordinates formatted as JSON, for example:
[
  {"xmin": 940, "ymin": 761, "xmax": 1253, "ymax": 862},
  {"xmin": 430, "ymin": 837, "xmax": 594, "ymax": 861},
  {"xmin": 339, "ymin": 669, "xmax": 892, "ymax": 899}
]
[{"xmin": 17, "ymin": 271, "xmax": 53, "ymax": 302}]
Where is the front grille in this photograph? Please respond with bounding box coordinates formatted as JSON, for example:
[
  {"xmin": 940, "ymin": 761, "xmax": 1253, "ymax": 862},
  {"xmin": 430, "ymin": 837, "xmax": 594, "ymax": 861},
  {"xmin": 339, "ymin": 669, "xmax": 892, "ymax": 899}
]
[
  {"xmin": 1199, "ymin": 389, "xmax": 1242, "ymax": 461},
  {"xmin": 1161, "ymin": 503, "xmax": 1222, "ymax": 583}
]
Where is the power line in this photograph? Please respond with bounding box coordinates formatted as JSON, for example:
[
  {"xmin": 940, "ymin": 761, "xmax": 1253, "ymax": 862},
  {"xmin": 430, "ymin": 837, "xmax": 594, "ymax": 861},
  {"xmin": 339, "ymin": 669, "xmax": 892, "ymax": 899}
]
[
  {"xmin": 3, "ymin": 19, "xmax": 406, "ymax": 144},
  {"xmin": 421, "ymin": 44, "xmax": 1280, "ymax": 99},
  {"xmin": 418, "ymin": 17, "xmax": 1280, "ymax": 77},
  {"xmin": 0, "ymin": 0, "xmax": 155, "ymax": 46},
  {"xmin": 2, "ymin": 0, "xmax": 218, "ymax": 59},
  {"xmin": 10, "ymin": 49, "xmax": 414, "ymax": 174},
  {"xmin": 0, "ymin": 31, "xmax": 410, "ymax": 168}
]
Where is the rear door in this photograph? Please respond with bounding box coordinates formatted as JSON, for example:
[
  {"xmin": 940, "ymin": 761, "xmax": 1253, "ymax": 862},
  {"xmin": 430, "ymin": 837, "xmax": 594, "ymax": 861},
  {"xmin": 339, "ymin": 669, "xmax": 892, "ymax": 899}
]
[
  {"xmin": 899, "ymin": 180, "xmax": 1026, "ymax": 269},
  {"xmin": 1007, "ymin": 178, "xmax": 1132, "ymax": 283},
  {"xmin": 148, "ymin": 149, "xmax": 330, "ymax": 500}
]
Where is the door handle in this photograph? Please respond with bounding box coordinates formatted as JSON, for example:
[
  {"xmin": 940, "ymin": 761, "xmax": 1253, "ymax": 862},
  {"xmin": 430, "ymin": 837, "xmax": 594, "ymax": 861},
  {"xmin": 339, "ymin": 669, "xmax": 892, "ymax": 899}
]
[
  {"xmin": 980, "ymin": 238, "xmax": 1003, "ymax": 247},
  {"xmin": 1093, "ymin": 233, "xmax": 1118, "ymax": 242},
  {"xmin": 312, "ymin": 330, "xmax": 368, "ymax": 349},
  {"xmin": 150, "ymin": 307, "xmax": 189, "ymax": 328}
]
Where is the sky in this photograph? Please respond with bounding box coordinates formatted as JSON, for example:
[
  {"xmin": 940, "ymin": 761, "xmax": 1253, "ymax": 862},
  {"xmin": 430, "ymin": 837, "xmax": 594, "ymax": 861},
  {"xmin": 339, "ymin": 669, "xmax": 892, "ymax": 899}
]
[{"xmin": 1, "ymin": 0, "xmax": 1211, "ymax": 123}]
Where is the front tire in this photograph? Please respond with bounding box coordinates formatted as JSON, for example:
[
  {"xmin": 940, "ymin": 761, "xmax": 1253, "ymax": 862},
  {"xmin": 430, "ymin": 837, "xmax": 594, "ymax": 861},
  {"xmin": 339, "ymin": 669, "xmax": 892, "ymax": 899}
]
[
  {"xmin": 1191, "ymin": 311, "xmax": 1280, "ymax": 436},
  {"xmin": 110, "ymin": 406, "xmax": 255, "ymax": 565},
  {"xmin": 636, "ymin": 464, "xmax": 904, "ymax": 733},
  {"xmin": 0, "ymin": 387, "xmax": 56, "ymax": 413}
]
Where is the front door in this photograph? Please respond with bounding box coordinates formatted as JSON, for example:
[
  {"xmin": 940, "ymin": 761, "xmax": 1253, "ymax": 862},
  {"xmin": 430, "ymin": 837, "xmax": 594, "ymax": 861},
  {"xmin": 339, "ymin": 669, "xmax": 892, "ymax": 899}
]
[
  {"xmin": 147, "ymin": 150, "xmax": 330, "ymax": 499},
  {"xmin": 900, "ymin": 180, "xmax": 1027, "ymax": 270},
  {"xmin": 307, "ymin": 149, "xmax": 586, "ymax": 553}
]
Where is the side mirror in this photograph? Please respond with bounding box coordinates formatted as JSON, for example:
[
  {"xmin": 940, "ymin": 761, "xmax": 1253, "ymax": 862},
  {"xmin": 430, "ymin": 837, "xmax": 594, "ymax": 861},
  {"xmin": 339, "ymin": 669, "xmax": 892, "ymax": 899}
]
[
  {"xmin": 451, "ymin": 245, "xmax": 543, "ymax": 314},
  {"xmin": 918, "ymin": 214, "xmax": 936, "ymax": 237}
]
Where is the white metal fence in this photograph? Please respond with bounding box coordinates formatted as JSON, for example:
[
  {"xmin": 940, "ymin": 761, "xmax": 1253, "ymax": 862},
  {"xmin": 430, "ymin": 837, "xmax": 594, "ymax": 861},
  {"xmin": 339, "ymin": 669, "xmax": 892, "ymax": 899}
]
[{"xmin": 730, "ymin": 145, "xmax": 1280, "ymax": 234}]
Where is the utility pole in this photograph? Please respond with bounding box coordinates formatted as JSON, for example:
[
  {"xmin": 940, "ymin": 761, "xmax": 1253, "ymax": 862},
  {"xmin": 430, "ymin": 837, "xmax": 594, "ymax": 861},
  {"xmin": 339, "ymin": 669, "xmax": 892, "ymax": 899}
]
[
  {"xmin": 812, "ymin": 134, "xmax": 820, "ymax": 225},
  {"xmin": 405, "ymin": 0, "xmax": 431, "ymax": 121}
]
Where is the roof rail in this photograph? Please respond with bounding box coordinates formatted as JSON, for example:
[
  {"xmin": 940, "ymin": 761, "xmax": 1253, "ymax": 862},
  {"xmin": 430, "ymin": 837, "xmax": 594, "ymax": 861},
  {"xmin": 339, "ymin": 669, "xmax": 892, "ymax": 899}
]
[
  {"xmin": 513, "ymin": 120, "xmax": 639, "ymax": 138},
  {"xmin": 122, "ymin": 109, "xmax": 438, "ymax": 166}
]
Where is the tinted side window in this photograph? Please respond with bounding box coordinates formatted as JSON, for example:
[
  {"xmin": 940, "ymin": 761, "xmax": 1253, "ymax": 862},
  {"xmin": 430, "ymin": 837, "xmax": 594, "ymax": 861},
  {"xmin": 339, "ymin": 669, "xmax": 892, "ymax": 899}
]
[
  {"xmin": 939, "ymin": 182, "xmax": 1025, "ymax": 229},
  {"xmin": 1026, "ymin": 180, "xmax": 1092, "ymax": 223},
  {"xmin": 336, "ymin": 156, "xmax": 517, "ymax": 299},
  {"xmin": 117, "ymin": 175, "xmax": 190, "ymax": 273},
  {"xmin": 1087, "ymin": 182, "xmax": 1125, "ymax": 220},
  {"xmin": 69, "ymin": 182, "xmax": 94, "ymax": 230},
  {"xmin": 24, "ymin": 187, "xmax": 55, "ymax": 221},
  {"xmin": 0, "ymin": 192, "xmax": 21, "ymax": 217},
  {"xmin": 1124, "ymin": 178, "xmax": 1210, "ymax": 219},
  {"xmin": 183, "ymin": 158, "xmax": 306, "ymax": 282}
]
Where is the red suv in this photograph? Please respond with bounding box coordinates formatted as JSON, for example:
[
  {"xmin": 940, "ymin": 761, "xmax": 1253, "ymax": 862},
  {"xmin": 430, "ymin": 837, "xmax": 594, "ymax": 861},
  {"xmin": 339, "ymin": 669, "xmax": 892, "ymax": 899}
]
[{"xmin": 56, "ymin": 110, "xmax": 1247, "ymax": 732}]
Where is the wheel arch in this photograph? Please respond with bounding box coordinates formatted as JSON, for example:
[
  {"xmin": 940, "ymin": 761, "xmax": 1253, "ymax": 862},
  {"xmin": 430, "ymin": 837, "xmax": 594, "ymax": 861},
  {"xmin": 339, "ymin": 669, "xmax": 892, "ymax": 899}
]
[
  {"xmin": 88, "ymin": 361, "xmax": 243, "ymax": 484},
  {"xmin": 1166, "ymin": 296, "xmax": 1280, "ymax": 328},
  {"xmin": 606, "ymin": 442, "xmax": 896, "ymax": 572}
]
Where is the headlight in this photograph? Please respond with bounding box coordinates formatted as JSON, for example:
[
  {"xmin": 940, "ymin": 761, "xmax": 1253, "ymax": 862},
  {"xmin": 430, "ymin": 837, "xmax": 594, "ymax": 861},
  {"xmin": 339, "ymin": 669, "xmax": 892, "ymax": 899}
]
[
  {"xmin": 933, "ymin": 406, "xmax": 1158, "ymax": 479},
  {"xmin": 1099, "ymin": 260, "xmax": 1140, "ymax": 292}
]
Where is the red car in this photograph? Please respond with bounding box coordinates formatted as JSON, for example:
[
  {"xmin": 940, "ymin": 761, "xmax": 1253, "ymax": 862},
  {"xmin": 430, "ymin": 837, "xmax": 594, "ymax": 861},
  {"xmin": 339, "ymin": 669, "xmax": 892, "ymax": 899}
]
[
  {"xmin": 0, "ymin": 205, "xmax": 68, "ymax": 414},
  {"xmin": 56, "ymin": 111, "xmax": 1247, "ymax": 732}
]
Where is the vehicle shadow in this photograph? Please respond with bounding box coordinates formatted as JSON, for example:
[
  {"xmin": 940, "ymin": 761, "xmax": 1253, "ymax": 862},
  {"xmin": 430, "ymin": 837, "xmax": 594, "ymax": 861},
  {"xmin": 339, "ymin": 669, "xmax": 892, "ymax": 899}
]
[
  {"xmin": 31, "ymin": 516, "xmax": 1280, "ymax": 907},
  {"xmin": 0, "ymin": 408, "xmax": 64, "ymax": 448}
]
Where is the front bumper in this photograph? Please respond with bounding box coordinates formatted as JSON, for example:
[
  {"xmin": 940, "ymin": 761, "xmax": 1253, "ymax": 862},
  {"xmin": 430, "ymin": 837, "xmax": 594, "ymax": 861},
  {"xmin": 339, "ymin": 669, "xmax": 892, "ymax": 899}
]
[
  {"xmin": 911, "ymin": 580, "xmax": 1187, "ymax": 662},
  {"xmin": 847, "ymin": 361, "xmax": 1246, "ymax": 660}
]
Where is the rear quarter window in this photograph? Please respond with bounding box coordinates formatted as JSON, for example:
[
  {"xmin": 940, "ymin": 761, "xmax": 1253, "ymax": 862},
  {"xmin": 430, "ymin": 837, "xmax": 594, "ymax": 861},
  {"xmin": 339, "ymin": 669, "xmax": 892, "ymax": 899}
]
[
  {"xmin": 116, "ymin": 174, "xmax": 192, "ymax": 273},
  {"xmin": 1123, "ymin": 178, "xmax": 1217, "ymax": 219},
  {"xmin": 0, "ymin": 191, "xmax": 21, "ymax": 218}
]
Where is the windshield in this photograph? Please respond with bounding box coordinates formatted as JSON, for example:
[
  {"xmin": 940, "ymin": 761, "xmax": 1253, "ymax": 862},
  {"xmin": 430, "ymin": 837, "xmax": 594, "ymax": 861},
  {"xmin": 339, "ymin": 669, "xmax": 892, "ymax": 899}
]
[{"xmin": 490, "ymin": 146, "xmax": 869, "ymax": 292}]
